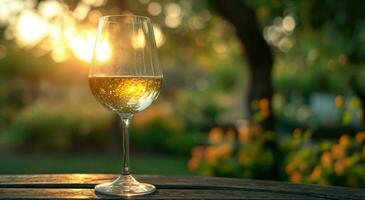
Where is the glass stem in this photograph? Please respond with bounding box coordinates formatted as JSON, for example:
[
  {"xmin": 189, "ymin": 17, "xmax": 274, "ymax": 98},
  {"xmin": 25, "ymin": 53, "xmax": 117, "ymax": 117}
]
[{"xmin": 120, "ymin": 116, "xmax": 131, "ymax": 175}]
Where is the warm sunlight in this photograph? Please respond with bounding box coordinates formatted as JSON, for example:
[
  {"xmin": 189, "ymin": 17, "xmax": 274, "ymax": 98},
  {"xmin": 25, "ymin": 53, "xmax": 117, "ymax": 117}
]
[
  {"xmin": 153, "ymin": 24, "xmax": 165, "ymax": 47},
  {"xmin": 131, "ymin": 29, "xmax": 146, "ymax": 49},
  {"xmin": 67, "ymin": 29, "xmax": 111, "ymax": 63},
  {"xmin": 39, "ymin": 0, "xmax": 63, "ymax": 19},
  {"xmin": 95, "ymin": 41, "xmax": 112, "ymax": 62},
  {"xmin": 69, "ymin": 31, "xmax": 96, "ymax": 63},
  {"xmin": 0, "ymin": 0, "xmax": 116, "ymax": 63},
  {"xmin": 1, "ymin": 0, "xmax": 165, "ymax": 63},
  {"xmin": 16, "ymin": 11, "xmax": 48, "ymax": 47}
]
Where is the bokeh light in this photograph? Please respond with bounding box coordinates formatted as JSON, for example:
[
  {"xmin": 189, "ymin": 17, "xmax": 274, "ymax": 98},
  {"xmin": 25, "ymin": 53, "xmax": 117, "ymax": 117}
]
[
  {"xmin": 0, "ymin": 0, "xmax": 166, "ymax": 64},
  {"xmin": 147, "ymin": 2, "xmax": 162, "ymax": 16},
  {"xmin": 153, "ymin": 24, "xmax": 165, "ymax": 47},
  {"xmin": 131, "ymin": 29, "xmax": 146, "ymax": 49},
  {"xmin": 69, "ymin": 30, "xmax": 97, "ymax": 62},
  {"xmin": 39, "ymin": 0, "xmax": 63, "ymax": 19},
  {"xmin": 282, "ymin": 15, "xmax": 296, "ymax": 32},
  {"xmin": 164, "ymin": 3, "xmax": 182, "ymax": 28},
  {"xmin": 263, "ymin": 14, "xmax": 296, "ymax": 52},
  {"xmin": 96, "ymin": 41, "xmax": 111, "ymax": 62},
  {"xmin": 15, "ymin": 11, "xmax": 49, "ymax": 47}
]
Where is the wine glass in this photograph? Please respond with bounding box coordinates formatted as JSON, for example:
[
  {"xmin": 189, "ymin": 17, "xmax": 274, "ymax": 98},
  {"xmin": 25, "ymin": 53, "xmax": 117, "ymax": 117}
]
[{"xmin": 89, "ymin": 15, "xmax": 162, "ymax": 196}]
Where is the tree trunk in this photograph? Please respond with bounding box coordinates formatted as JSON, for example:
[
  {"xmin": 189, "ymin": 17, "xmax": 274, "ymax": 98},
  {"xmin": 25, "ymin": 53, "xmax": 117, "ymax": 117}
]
[
  {"xmin": 212, "ymin": 0, "xmax": 277, "ymax": 179},
  {"xmin": 212, "ymin": 0, "xmax": 274, "ymax": 131}
]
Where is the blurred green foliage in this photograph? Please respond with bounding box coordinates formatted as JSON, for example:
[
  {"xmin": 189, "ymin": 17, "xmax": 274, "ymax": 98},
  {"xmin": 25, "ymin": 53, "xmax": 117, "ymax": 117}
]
[
  {"xmin": 131, "ymin": 105, "xmax": 197, "ymax": 155},
  {"xmin": 1, "ymin": 98, "xmax": 113, "ymax": 152},
  {"xmin": 0, "ymin": 153, "xmax": 191, "ymax": 175}
]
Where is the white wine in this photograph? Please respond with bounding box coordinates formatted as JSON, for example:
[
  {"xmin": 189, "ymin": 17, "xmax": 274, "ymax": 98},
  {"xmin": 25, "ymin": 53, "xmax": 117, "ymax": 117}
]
[
  {"xmin": 91, "ymin": 16, "xmax": 161, "ymax": 196},
  {"xmin": 89, "ymin": 76, "xmax": 162, "ymax": 114}
]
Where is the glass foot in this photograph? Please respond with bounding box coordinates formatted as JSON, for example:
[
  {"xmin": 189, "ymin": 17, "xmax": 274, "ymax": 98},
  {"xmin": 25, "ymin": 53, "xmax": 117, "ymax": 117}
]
[{"xmin": 94, "ymin": 175, "xmax": 156, "ymax": 196}]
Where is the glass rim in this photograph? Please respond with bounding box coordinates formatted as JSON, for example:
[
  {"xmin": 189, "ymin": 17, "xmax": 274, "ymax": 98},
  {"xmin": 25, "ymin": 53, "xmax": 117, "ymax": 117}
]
[{"xmin": 100, "ymin": 15, "xmax": 151, "ymax": 22}]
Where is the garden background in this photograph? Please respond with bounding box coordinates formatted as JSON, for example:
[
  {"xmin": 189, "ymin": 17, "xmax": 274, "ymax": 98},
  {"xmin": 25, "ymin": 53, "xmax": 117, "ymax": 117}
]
[{"xmin": 1, "ymin": 0, "xmax": 365, "ymax": 188}]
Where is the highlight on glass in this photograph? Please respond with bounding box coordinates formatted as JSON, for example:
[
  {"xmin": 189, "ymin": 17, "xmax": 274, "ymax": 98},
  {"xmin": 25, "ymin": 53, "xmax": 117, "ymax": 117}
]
[{"xmin": 89, "ymin": 15, "xmax": 163, "ymax": 196}]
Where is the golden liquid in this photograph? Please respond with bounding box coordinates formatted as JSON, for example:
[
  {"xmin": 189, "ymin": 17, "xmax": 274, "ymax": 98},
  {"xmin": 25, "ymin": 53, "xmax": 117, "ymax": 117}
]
[{"xmin": 89, "ymin": 76, "xmax": 162, "ymax": 114}]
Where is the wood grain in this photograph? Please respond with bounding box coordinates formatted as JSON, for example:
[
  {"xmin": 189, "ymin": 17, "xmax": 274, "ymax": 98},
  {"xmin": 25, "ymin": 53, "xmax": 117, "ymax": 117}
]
[
  {"xmin": 0, "ymin": 174, "xmax": 363, "ymax": 199},
  {"xmin": 0, "ymin": 188, "xmax": 329, "ymax": 200}
]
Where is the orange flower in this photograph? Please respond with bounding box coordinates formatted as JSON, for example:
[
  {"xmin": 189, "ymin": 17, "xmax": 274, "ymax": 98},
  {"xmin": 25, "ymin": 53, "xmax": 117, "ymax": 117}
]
[
  {"xmin": 343, "ymin": 157, "xmax": 352, "ymax": 167},
  {"xmin": 238, "ymin": 122, "xmax": 250, "ymax": 143},
  {"xmin": 217, "ymin": 143, "xmax": 233, "ymax": 158},
  {"xmin": 293, "ymin": 128, "xmax": 302, "ymax": 139},
  {"xmin": 290, "ymin": 171, "xmax": 302, "ymax": 182},
  {"xmin": 356, "ymin": 132, "xmax": 365, "ymax": 144},
  {"xmin": 334, "ymin": 160, "xmax": 346, "ymax": 175},
  {"xmin": 331, "ymin": 144, "xmax": 346, "ymax": 159},
  {"xmin": 285, "ymin": 164, "xmax": 294, "ymax": 174},
  {"xmin": 310, "ymin": 166, "xmax": 321, "ymax": 181},
  {"xmin": 335, "ymin": 96, "xmax": 345, "ymax": 108},
  {"xmin": 339, "ymin": 134, "xmax": 351, "ymax": 147},
  {"xmin": 299, "ymin": 162, "xmax": 308, "ymax": 171},
  {"xmin": 205, "ymin": 147, "xmax": 218, "ymax": 164},
  {"xmin": 188, "ymin": 157, "xmax": 200, "ymax": 171},
  {"xmin": 321, "ymin": 152, "xmax": 332, "ymax": 168},
  {"xmin": 250, "ymin": 122, "xmax": 262, "ymax": 136},
  {"xmin": 191, "ymin": 146, "xmax": 205, "ymax": 159},
  {"xmin": 262, "ymin": 109, "xmax": 270, "ymax": 118},
  {"xmin": 225, "ymin": 129, "xmax": 236, "ymax": 142},
  {"xmin": 208, "ymin": 128, "xmax": 224, "ymax": 144},
  {"xmin": 259, "ymin": 98, "xmax": 269, "ymax": 110},
  {"xmin": 258, "ymin": 98, "xmax": 271, "ymax": 119},
  {"xmin": 239, "ymin": 131, "xmax": 250, "ymax": 143}
]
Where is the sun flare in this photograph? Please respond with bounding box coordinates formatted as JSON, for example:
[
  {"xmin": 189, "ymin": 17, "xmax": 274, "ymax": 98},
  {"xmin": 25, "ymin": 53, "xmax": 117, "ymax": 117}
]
[
  {"xmin": 1, "ymin": 0, "xmax": 164, "ymax": 63},
  {"xmin": 95, "ymin": 41, "xmax": 111, "ymax": 63}
]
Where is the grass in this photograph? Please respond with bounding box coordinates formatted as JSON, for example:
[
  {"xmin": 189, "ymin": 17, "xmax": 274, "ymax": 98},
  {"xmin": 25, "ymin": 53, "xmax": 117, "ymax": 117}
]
[{"xmin": 0, "ymin": 153, "xmax": 193, "ymax": 175}]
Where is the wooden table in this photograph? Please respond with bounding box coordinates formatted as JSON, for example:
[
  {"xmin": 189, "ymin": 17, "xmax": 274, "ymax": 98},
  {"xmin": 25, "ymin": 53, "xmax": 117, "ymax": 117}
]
[{"xmin": 0, "ymin": 174, "xmax": 364, "ymax": 199}]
